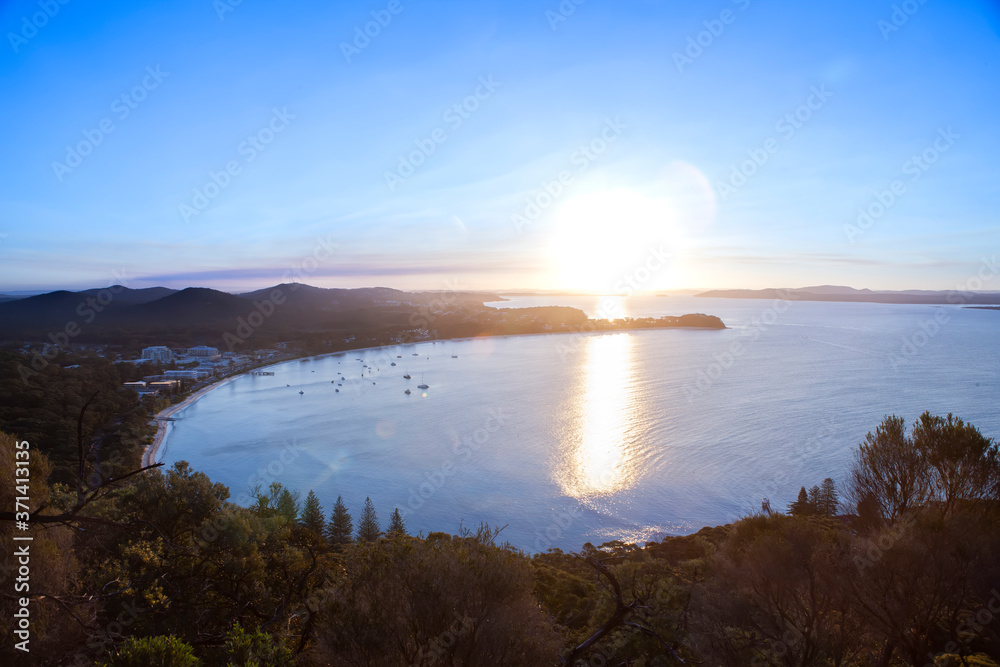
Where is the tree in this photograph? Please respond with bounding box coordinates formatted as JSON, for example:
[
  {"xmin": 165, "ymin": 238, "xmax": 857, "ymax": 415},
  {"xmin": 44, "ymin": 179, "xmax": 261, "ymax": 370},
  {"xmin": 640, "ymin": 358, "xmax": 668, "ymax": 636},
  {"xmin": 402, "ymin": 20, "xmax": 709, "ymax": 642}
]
[
  {"xmin": 911, "ymin": 411, "xmax": 1000, "ymax": 515},
  {"xmin": 326, "ymin": 495, "xmax": 353, "ymax": 547},
  {"xmin": 815, "ymin": 478, "xmax": 839, "ymax": 516},
  {"xmin": 299, "ymin": 490, "xmax": 325, "ymax": 538},
  {"xmin": 100, "ymin": 635, "xmax": 201, "ymax": 666},
  {"xmin": 309, "ymin": 526, "xmax": 562, "ymax": 665},
  {"xmin": 387, "ymin": 508, "xmax": 407, "ymax": 536},
  {"xmin": 251, "ymin": 482, "xmax": 299, "ymax": 522},
  {"xmin": 788, "ymin": 486, "xmax": 814, "ymax": 516},
  {"xmin": 276, "ymin": 487, "xmax": 299, "ymax": 522},
  {"xmin": 847, "ymin": 415, "xmax": 929, "ymax": 522},
  {"xmin": 223, "ymin": 622, "xmax": 294, "ymax": 666},
  {"xmin": 356, "ymin": 497, "xmax": 381, "ymax": 543}
]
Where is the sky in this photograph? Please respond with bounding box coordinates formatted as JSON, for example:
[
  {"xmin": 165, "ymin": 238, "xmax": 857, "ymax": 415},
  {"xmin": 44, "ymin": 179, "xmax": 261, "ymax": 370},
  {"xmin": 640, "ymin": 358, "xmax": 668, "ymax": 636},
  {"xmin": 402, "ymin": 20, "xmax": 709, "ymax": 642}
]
[{"xmin": 1, "ymin": 0, "xmax": 999, "ymax": 294}]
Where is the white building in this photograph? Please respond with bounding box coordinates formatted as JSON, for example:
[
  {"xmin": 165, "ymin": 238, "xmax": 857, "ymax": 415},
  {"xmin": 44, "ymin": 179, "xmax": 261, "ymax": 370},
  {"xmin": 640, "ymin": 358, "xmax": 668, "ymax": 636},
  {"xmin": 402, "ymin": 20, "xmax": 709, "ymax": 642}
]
[
  {"xmin": 141, "ymin": 346, "xmax": 174, "ymax": 363},
  {"xmin": 188, "ymin": 346, "xmax": 220, "ymax": 358}
]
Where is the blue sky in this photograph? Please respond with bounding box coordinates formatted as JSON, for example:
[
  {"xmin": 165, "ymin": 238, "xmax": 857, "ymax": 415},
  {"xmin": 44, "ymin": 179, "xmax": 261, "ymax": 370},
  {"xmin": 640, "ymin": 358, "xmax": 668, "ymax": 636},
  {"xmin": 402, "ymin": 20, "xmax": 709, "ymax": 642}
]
[{"xmin": 1, "ymin": 0, "xmax": 998, "ymax": 293}]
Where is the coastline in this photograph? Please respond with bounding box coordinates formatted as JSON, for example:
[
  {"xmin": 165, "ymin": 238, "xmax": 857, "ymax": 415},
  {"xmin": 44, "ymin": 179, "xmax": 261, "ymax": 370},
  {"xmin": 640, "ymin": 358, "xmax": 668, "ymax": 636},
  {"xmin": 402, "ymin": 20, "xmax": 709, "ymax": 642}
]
[
  {"xmin": 140, "ymin": 321, "xmax": 725, "ymax": 467},
  {"xmin": 142, "ymin": 375, "xmax": 241, "ymax": 467}
]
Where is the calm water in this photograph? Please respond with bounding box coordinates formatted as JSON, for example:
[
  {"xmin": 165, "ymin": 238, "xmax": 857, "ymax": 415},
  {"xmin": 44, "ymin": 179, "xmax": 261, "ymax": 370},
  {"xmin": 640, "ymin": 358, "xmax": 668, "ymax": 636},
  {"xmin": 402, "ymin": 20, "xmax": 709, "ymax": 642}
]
[{"xmin": 159, "ymin": 296, "xmax": 1000, "ymax": 552}]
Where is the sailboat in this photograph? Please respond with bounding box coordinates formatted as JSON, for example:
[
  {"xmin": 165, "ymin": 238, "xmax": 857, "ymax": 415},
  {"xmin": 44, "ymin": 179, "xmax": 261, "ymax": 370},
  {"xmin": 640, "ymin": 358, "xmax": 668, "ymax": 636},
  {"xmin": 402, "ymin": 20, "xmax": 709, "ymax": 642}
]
[
  {"xmin": 403, "ymin": 374, "xmax": 411, "ymax": 379},
  {"xmin": 417, "ymin": 372, "xmax": 429, "ymax": 390}
]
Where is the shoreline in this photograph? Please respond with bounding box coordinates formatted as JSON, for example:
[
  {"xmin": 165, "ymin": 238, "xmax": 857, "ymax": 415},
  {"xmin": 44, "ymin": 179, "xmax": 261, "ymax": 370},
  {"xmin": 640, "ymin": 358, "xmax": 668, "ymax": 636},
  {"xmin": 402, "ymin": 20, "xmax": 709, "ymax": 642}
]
[
  {"xmin": 140, "ymin": 322, "xmax": 725, "ymax": 467},
  {"xmin": 142, "ymin": 375, "xmax": 242, "ymax": 467}
]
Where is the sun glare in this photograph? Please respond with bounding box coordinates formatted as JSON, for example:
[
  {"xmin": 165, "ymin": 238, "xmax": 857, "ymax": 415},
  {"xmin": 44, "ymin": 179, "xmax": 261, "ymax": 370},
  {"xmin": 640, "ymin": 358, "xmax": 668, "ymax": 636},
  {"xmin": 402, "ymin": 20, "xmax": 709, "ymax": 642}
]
[{"xmin": 547, "ymin": 188, "xmax": 678, "ymax": 292}]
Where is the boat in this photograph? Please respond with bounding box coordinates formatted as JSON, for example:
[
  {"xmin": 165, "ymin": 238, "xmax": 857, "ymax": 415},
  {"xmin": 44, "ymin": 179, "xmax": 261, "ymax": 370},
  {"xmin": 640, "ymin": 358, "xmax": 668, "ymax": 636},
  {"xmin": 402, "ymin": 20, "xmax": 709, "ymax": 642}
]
[
  {"xmin": 335, "ymin": 388, "xmax": 339, "ymax": 392},
  {"xmin": 391, "ymin": 362, "xmax": 396, "ymax": 366},
  {"xmin": 397, "ymin": 355, "xmax": 402, "ymax": 358},
  {"xmin": 404, "ymin": 389, "xmax": 411, "ymax": 394},
  {"xmin": 412, "ymin": 353, "xmax": 419, "ymax": 356},
  {"xmin": 403, "ymin": 374, "xmax": 411, "ymax": 379},
  {"xmin": 417, "ymin": 384, "xmax": 429, "ymax": 389},
  {"xmin": 451, "ymin": 355, "xmax": 458, "ymax": 358},
  {"xmin": 299, "ymin": 390, "xmax": 304, "ymax": 395}
]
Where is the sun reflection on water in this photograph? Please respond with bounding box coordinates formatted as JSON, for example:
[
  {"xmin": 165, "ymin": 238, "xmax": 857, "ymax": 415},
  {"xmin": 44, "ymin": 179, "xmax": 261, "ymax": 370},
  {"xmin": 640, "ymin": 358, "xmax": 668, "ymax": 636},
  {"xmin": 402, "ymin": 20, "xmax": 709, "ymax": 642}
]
[{"xmin": 558, "ymin": 333, "xmax": 638, "ymax": 497}]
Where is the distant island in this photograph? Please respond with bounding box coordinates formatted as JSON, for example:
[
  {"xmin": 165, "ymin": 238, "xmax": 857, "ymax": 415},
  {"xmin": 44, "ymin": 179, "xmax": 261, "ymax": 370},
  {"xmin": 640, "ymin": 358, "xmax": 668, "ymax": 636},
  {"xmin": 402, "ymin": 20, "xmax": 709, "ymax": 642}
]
[{"xmin": 696, "ymin": 284, "xmax": 1000, "ymax": 305}]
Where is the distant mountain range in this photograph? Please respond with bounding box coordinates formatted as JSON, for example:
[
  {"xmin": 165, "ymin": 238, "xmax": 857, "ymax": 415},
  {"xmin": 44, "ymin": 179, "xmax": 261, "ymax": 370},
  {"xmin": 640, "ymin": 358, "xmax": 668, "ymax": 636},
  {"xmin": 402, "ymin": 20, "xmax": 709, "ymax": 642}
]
[
  {"xmin": 0, "ymin": 284, "xmax": 503, "ymax": 345},
  {"xmin": 696, "ymin": 285, "xmax": 1000, "ymax": 305}
]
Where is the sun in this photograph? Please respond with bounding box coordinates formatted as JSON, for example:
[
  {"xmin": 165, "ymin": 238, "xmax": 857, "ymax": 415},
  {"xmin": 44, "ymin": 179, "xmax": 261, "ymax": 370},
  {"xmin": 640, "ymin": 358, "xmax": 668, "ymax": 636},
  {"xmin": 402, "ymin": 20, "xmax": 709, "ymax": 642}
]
[{"xmin": 547, "ymin": 188, "xmax": 679, "ymax": 292}]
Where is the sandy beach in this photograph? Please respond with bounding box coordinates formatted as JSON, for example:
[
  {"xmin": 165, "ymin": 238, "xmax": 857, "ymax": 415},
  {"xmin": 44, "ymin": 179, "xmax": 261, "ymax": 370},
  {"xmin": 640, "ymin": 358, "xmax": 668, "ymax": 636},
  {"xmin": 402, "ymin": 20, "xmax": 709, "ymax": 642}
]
[{"xmin": 142, "ymin": 376, "xmax": 240, "ymax": 467}]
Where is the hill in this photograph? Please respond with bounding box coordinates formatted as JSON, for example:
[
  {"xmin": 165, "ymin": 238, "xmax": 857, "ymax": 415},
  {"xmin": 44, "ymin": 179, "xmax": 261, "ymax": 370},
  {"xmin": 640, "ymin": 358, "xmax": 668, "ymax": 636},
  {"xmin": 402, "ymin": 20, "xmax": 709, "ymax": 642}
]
[{"xmin": 696, "ymin": 285, "xmax": 1000, "ymax": 305}]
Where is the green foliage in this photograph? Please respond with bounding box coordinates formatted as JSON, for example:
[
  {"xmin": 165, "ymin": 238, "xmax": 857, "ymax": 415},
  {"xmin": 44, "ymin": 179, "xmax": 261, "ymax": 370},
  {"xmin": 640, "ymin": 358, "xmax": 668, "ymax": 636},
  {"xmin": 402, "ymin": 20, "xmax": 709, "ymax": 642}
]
[
  {"xmin": 6, "ymin": 408, "xmax": 1000, "ymax": 667},
  {"xmin": 790, "ymin": 478, "xmax": 838, "ymax": 517},
  {"xmin": 849, "ymin": 412, "xmax": 1000, "ymax": 523},
  {"xmin": 298, "ymin": 490, "xmax": 325, "ymax": 538},
  {"xmin": 308, "ymin": 526, "xmax": 562, "ymax": 665},
  {"xmin": 223, "ymin": 622, "xmax": 294, "ymax": 666},
  {"xmin": 355, "ymin": 496, "xmax": 381, "ymax": 542},
  {"xmin": 325, "ymin": 495, "xmax": 353, "ymax": 546},
  {"xmin": 387, "ymin": 507, "xmax": 407, "ymax": 535},
  {"xmin": 0, "ymin": 349, "xmax": 154, "ymax": 485},
  {"xmin": 816, "ymin": 477, "xmax": 839, "ymax": 516},
  {"xmin": 788, "ymin": 486, "xmax": 814, "ymax": 516},
  {"xmin": 100, "ymin": 635, "xmax": 201, "ymax": 666},
  {"xmin": 251, "ymin": 482, "xmax": 299, "ymax": 522}
]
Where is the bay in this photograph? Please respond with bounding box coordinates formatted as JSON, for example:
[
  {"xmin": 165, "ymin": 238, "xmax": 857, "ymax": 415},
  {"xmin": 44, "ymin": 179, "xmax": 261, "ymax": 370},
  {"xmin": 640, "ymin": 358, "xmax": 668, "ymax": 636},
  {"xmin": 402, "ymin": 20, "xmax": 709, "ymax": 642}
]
[{"xmin": 159, "ymin": 295, "xmax": 1000, "ymax": 552}]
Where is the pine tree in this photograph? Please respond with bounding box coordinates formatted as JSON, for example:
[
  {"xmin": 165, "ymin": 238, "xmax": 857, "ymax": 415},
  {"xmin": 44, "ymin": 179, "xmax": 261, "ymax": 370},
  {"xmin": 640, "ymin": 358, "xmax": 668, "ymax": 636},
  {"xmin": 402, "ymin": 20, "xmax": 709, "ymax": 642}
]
[
  {"xmin": 276, "ymin": 487, "xmax": 300, "ymax": 522},
  {"xmin": 387, "ymin": 508, "xmax": 407, "ymax": 536},
  {"xmin": 807, "ymin": 484, "xmax": 821, "ymax": 510},
  {"xmin": 356, "ymin": 497, "xmax": 382, "ymax": 543},
  {"xmin": 299, "ymin": 490, "xmax": 325, "ymax": 537},
  {"xmin": 326, "ymin": 495, "xmax": 353, "ymax": 547},
  {"xmin": 788, "ymin": 486, "xmax": 814, "ymax": 516},
  {"xmin": 816, "ymin": 478, "xmax": 839, "ymax": 516}
]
